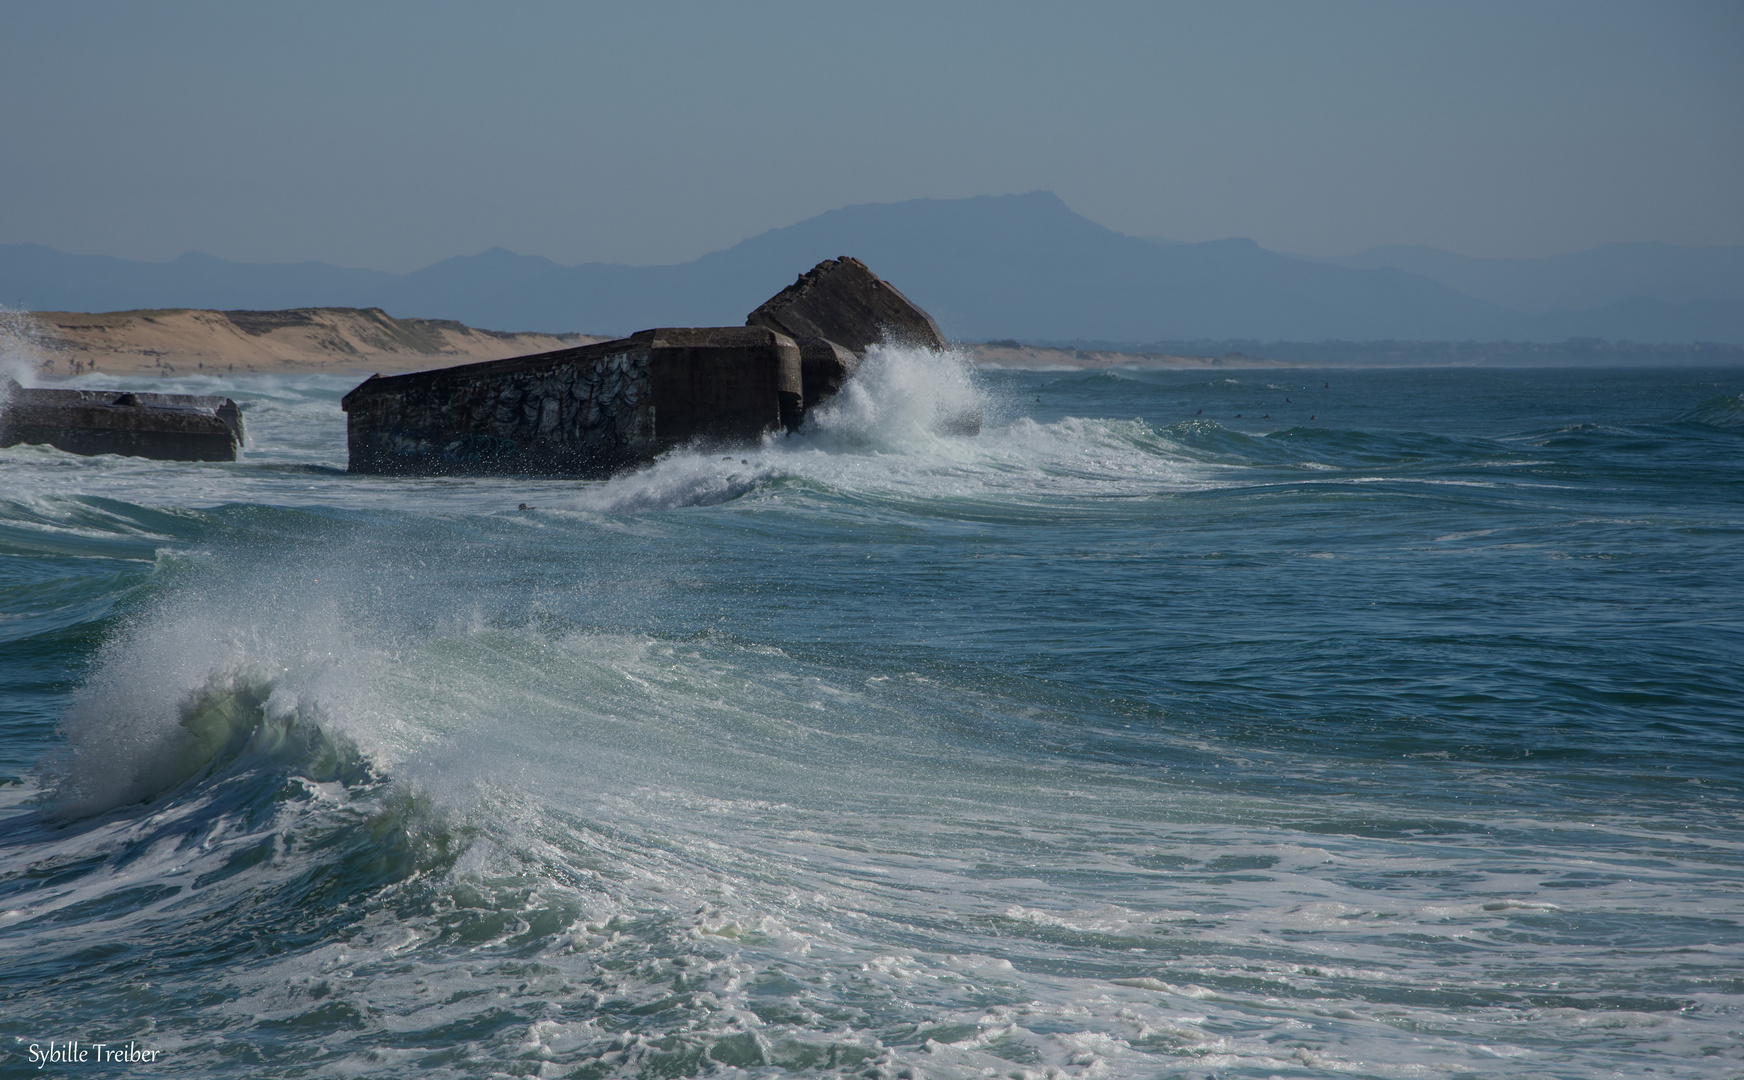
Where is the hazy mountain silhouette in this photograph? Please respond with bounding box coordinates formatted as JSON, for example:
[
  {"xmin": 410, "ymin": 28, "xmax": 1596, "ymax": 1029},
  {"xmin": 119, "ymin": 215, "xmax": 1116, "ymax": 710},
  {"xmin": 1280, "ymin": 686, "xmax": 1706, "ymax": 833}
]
[
  {"xmin": 5, "ymin": 193, "xmax": 1742, "ymax": 342},
  {"xmin": 0, "ymin": 243, "xmax": 395, "ymax": 313},
  {"xmin": 1320, "ymin": 242, "xmax": 1744, "ymax": 313}
]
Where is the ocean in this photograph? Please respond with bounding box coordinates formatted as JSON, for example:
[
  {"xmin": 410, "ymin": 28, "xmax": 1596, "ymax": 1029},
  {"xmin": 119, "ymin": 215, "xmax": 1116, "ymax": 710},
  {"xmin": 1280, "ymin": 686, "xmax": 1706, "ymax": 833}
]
[{"xmin": 1, "ymin": 353, "xmax": 1740, "ymax": 1079}]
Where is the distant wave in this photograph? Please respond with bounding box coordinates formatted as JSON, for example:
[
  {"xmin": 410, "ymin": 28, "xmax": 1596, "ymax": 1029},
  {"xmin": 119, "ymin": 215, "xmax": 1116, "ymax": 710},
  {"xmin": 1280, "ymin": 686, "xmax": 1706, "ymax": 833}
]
[{"xmin": 1675, "ymin": 392, "xmax": 1744, "ymax": 429}]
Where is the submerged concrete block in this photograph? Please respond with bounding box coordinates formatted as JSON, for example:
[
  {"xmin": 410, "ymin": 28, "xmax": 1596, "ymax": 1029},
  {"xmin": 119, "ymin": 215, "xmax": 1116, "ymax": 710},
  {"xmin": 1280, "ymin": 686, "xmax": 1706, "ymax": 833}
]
[
  {"xmin": 0, "ymin": 379, "xmax": 243, "ymax": 461},
  {"xmin": 747, "ymin": 257, "xmax": 948, "ymax": 356},
  {"xmin": 341, "ymin": 327, "xmax": 802, "ymax": 477}
]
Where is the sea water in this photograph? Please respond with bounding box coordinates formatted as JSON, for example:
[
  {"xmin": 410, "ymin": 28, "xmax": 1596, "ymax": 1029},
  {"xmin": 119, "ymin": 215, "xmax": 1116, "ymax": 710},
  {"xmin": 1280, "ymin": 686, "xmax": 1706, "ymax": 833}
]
[{"xmin": 1, "ymin": 352, "xmax": 1740, "ymax": 1078}]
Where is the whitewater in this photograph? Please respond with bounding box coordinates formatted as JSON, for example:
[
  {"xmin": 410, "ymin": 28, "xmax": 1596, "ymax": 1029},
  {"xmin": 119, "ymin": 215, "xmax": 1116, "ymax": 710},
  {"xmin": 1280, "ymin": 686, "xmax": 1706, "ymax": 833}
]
[{"xmin": 1, "ymin": 349, "xmax": 1741, "ymax": 1078}]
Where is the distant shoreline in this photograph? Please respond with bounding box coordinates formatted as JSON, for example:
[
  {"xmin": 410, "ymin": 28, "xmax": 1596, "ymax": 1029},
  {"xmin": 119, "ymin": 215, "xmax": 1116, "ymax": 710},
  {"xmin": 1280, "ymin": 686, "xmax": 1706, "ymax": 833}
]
[
  {"xmin": 969, "ymin": 338, "xmax": 1744, "ymax": 370},
  {"xmin": 5, "ymin": 308, "xmax": 1740, "ymax": 379},
  {"xmin": 3, "ymin": 307, "xmax": 1299, "ymax": 378},
  {"xmin": 961, "ymin": 348, "xmax": 1572, "ymax": 371},
  {"xmin": 963, "ymin": 342, "xmax": 1292, "ymax": 370}
]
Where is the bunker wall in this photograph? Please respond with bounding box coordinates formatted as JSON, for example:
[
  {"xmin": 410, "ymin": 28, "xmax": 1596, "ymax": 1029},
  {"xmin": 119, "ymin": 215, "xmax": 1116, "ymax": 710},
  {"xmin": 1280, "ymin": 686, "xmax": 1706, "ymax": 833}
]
[
  {"xmin": 342, "ymin": 328, "xmax": 803, "ymax": 477},
  {"xmin": 344, "ymin": 339, "xmax": 656, "ymax": 476}
]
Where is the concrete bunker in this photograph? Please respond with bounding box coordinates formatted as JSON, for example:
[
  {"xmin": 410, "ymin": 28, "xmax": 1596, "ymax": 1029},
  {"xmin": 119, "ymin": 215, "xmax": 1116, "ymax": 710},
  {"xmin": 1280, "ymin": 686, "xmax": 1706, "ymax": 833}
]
[
  {"xmin": 341, "ymin": 257, "xmax": 966, "ymax": 478},
  {"xmin": 1, "ymin": 379, "xmax": 244, "ymax": 461}
]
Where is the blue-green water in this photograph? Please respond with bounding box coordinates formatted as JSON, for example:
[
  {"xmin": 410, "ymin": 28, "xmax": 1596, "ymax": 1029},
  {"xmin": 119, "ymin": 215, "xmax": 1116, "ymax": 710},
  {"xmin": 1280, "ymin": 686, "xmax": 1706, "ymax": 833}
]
[{"xmin": 1, "ymin": 356, "xmax": 1741, "ymax": 1078}]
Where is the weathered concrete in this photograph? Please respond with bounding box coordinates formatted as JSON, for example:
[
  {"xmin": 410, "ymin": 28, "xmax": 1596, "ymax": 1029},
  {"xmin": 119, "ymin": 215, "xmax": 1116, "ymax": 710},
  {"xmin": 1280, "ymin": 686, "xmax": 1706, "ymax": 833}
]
[
  {"xmin": 794, "ymin": 337, "xmax": 858, "ymax": 409},
  {"xmin": 342, "ymin": 327, "xmax": 801, "ymax": 477},
  {"xmin": 0, "ymin": 379, "xmax": 243, "ymax": 461},
  {"xmin": 747, "ymin": 257, "xmax": 948, "ymax": 356},
  {"xmin": 340, "ymin": 258, "xmax": 968, "ymax": 478}
]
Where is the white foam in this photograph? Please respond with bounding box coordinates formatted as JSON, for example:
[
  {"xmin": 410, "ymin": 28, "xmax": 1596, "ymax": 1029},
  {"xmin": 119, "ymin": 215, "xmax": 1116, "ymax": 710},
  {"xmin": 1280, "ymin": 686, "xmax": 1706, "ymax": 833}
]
[
  {"xmin": 43, "ymin": 583, "xmax": 391, "ymax": 818},
  {"xmin": 7, "ymin": 361, "xmax": 1742, "ymax": 1079},
  {"xmin": 0, "ymin": 305, "xmax": 47, "ymax": 388},
  {"xmin": 539, "ymin": 345, "xmax": 1219, "ymax": 516}
]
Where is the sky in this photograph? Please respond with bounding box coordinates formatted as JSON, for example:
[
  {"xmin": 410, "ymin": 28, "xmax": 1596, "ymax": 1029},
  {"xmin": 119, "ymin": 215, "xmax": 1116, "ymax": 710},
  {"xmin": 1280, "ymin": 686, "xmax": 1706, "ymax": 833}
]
[{"xmin": 2, "ymin": 1, "xmax": 1740, "ymax": 272}]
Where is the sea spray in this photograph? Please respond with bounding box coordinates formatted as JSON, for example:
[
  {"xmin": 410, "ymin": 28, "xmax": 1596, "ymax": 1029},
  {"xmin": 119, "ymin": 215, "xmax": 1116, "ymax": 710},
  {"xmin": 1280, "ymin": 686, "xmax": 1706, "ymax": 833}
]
[
  {"xmin": 40, "ymin": 575, "xmax": 384, "ymax": 818},
  {"xmin": 543, "ymin": 343, "xmax": 994, "ymax": 514},
  {"xmin": 800, "ymin": 342, "xmax": 987, "ymax": 447},
  {"xmin": 0, "ymin": 305, "xmax": 46, "ymax": 388}
]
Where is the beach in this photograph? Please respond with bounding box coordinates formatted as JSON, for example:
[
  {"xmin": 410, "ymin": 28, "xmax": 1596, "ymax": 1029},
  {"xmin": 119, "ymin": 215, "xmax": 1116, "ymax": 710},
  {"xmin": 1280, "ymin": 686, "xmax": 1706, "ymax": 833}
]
[
  {"xmin": 8, "ymin": 307, "xmax": 605, "ymax": 378},
  {"xmin": 4, "ymin": 306, "xmax": 1302, "ymax": 380}
]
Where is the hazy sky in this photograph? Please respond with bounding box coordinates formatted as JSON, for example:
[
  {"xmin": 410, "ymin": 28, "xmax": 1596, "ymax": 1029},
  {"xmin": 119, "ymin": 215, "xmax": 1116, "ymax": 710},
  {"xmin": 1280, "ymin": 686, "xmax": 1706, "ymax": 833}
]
[{"xmin": 3, "ymin": 1, "xmax": 1740, "ymax": 271}]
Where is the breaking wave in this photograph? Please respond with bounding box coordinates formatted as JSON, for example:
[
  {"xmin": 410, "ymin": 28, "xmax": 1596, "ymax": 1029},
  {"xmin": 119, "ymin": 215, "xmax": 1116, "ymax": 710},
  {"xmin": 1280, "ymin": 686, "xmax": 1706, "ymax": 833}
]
[{"xmin": 2, "ymin": 364, "xmax": 1741, "ymax": 1078}]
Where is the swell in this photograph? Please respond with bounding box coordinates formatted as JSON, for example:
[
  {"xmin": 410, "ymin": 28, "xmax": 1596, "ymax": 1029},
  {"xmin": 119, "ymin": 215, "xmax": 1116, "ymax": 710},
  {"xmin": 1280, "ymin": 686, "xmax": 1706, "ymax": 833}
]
[
  {"xmin": 1, "ymin": 366, "xmax": 1741, "ymax": 1077},
  {"xmin": 3, "ymin": 598, "xmax": 1739, "ymax": 1077},
  {"xmin": 1, "ymin": 618, "xmax": 462, "ymax": 1032},
  {"xmin": 1674, "ymin": 391, "xmax": 1744, "ymax": 429}
]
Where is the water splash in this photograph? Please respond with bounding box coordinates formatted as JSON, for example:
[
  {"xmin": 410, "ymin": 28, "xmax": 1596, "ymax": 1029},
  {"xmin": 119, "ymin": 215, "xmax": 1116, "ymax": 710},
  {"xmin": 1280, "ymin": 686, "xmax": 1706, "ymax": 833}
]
[
  {"xmin": 801, "ymin": 343, "xmax": 986, "ymax": 449},
  {"xmin": 0, "ymin": 306, "xmax": 47, "ymax": 393},
  {"xmin": 41, "ymin": 585, "xmax": 381, "ymax": 819}
]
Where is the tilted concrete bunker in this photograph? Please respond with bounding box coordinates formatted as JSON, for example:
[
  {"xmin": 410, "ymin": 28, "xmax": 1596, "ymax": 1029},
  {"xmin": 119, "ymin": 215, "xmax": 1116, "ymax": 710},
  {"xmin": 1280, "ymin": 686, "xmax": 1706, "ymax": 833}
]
[
  {"xmin": 747, "ymin": 256, "xmax": 947, "ymax": 356},
  {"xmin": 342, "ymin": 257, "xmax": 962, "ymax": 478},
  {"xmin": 1, "ymin": 379, "xmax": 244, "ymax": 461}
]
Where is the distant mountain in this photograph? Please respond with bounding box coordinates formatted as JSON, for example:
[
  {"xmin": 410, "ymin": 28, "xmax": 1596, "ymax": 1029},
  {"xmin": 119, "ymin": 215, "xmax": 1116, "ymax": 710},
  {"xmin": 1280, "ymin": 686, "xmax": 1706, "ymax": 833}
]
[
  {"xmin": 1530, "ymin": 296, "xmax": 1744, "ymax": 344},
  {"xmin": 5, "ymin": 195, "xmax": 1743, "ymax": 343},
  {"xmin": 1319, "ymin": 242, "xmax": 1744, "ymax": 313},
  {"xmin": 0, "ymin": 243, "xmax": 395, "ymax": 313},
  {"xmin": 359, "ymin": 193, "xmax": 1527, "ymax": 341}
]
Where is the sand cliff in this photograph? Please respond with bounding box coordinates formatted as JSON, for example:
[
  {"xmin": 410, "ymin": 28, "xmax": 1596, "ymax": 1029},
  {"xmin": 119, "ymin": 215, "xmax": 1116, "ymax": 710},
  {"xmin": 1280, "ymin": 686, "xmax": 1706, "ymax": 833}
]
[
  {"xmin": 5, "ymin": 307, "xmax": 608, "ymax": 377},
  {"xmin": 0, "ymin": 306, "xmax": 1281, "ymax": 379}
]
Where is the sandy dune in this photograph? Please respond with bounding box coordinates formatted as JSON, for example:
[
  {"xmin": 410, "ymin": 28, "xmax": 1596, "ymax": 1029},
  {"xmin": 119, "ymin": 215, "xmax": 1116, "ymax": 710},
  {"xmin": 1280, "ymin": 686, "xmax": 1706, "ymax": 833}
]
[
  {"xmin": 0, "ymin": 306, "xmax": 1283, "ymax": 380},
  {"xmin": 4, "ymin": 307, "xmax": 608, "ymax": 377}
]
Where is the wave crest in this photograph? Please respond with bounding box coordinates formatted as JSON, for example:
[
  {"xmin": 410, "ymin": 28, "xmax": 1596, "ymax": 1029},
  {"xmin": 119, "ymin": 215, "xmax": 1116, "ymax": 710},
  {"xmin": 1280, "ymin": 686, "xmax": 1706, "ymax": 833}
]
[
  {"xmin": 46, "ymin": 665, "xmax": 371, "ymax": 819},
  {"xmin": 1675, "ymin": 392, "xmax": 1744, "ymax": 430},
  {"xmin": 40, "ymin": 585, "xmax": 379, "ymax": 820}
]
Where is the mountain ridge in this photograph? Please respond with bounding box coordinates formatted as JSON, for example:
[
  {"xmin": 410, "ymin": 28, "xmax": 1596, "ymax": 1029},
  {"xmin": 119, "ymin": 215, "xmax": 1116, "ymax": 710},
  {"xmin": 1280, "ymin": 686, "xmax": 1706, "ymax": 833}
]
[
  {"xmin": 5, "ymin": 193, "xmax": 1742, "ymax": 343},
  {"xmin": 1317, "ymin": 241, "xmax": 1744, "ymax": 314}
]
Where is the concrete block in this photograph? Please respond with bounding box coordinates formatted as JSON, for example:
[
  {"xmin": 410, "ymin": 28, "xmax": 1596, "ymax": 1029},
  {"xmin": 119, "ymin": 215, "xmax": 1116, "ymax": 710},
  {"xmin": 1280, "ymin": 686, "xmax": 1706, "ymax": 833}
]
[
  {"xmin": 794, "ymin": 337, "xmax": 858, "ymax": 409},
  {"xmin": 342, "ymin": 257, "xmax": 962, "ymax": 478},
  {"xmin": 747, "ymin": 257, "xmax": 948, "ymax": 355},
  {"xmin": 342, "ymin": 327, "xmax": 802, "ymax": 477},
  {"xmin": 1, "ymin": 379, "xmax": 243, "ymax": 461}
]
